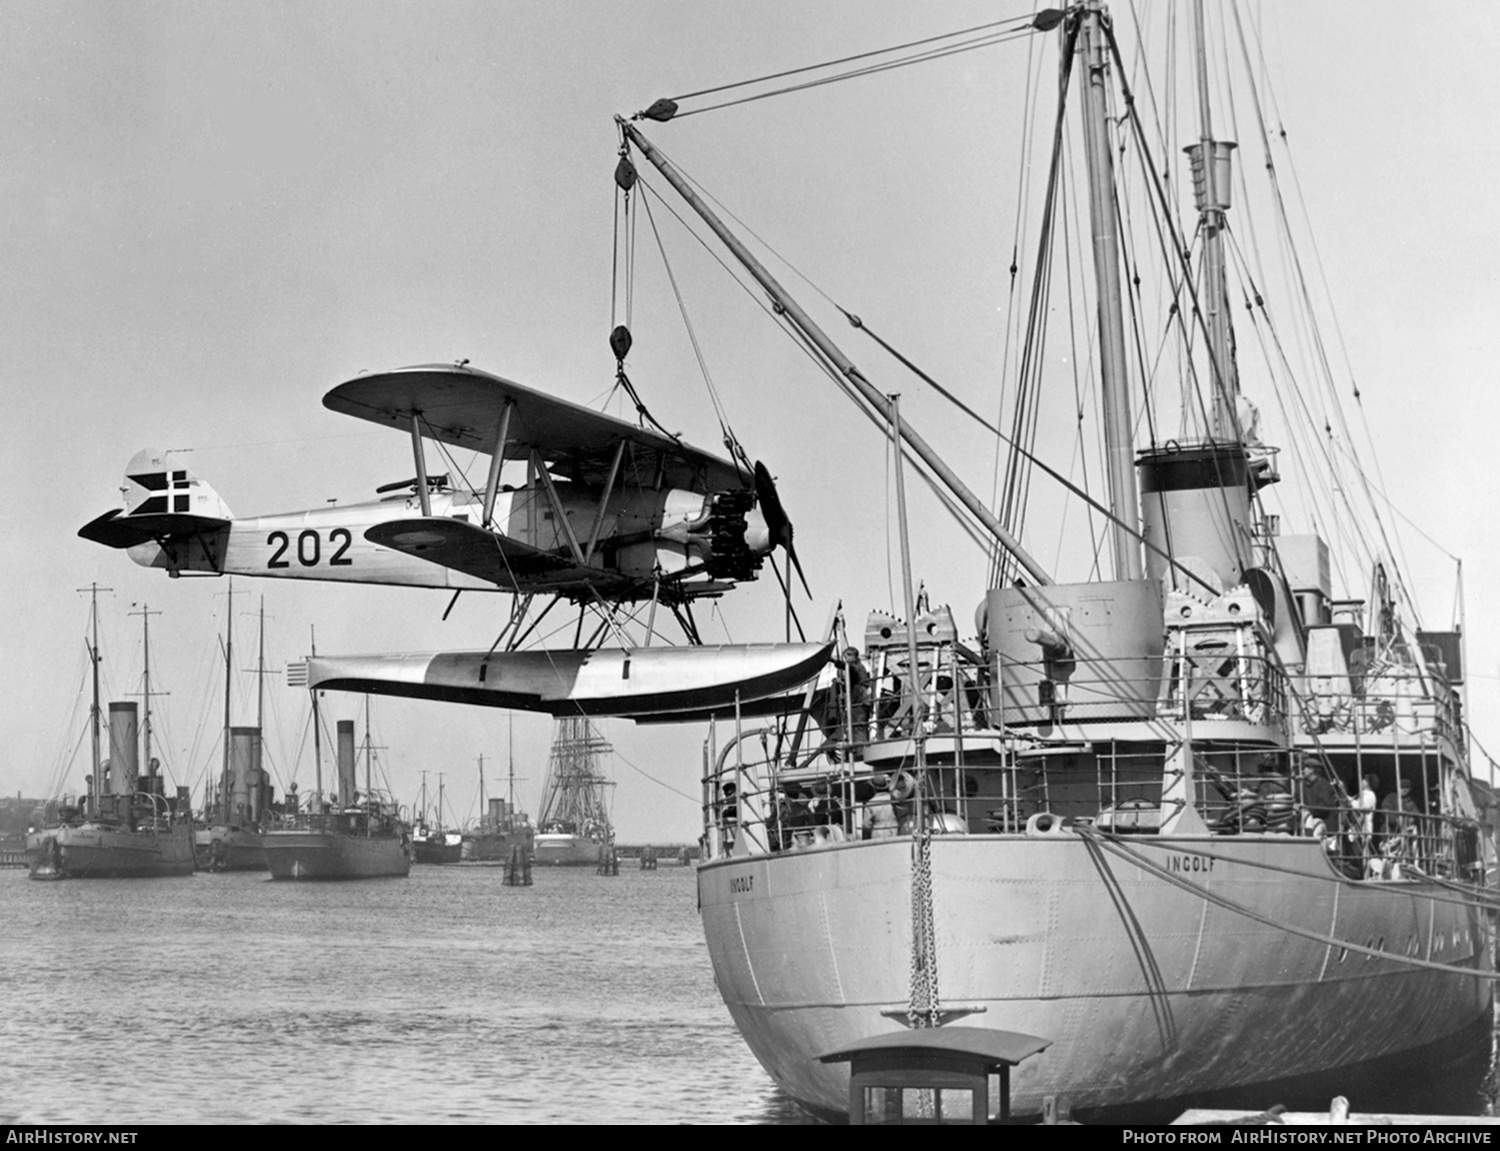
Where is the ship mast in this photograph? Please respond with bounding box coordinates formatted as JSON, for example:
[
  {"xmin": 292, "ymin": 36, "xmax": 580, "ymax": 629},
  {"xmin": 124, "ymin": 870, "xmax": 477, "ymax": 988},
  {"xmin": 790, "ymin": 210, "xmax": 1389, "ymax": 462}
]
[
  {"xmin": 1077, "ymin": 0, "xmax": 1144, "ymax": 581},
  {"xmin": 1190, "ymin": 0, "xmax": 1239, "ymax": 439},
  {"xmin": 79, "ymin": 582, "xmax": 110, "ymax": 809},
  {"xmin": 220, "ymin": 580, "xmax": 233, "ymax": 823},
  {"xmin": 363, "ymin": 694, "xmax": 372, "ymax": 811},
  {"xmin": 310, "ymin": 626, "xmax": 323, "ymax": 811},
  {"xmin": 256, "ymin": 597, "xmax": 266, "ymax": 732},
  {"xmin": 132, "ymin": 602, "xmax": 162, "ymax": 786}
]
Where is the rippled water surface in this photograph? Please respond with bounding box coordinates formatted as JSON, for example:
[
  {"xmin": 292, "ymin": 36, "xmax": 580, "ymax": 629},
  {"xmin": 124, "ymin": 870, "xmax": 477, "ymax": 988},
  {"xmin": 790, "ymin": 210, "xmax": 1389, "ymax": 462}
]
[{"xmin": 0, "ymin": 864, "xmax": 808, "ymax": 1124}]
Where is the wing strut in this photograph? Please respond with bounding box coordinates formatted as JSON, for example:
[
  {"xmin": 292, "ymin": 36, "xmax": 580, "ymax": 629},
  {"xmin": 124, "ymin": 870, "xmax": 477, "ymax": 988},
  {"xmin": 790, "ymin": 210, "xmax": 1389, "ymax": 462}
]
[
  {"xmin": 531, "ymin": 449, "xmax": 588, "ymax": 567},
  {"xmin": 481, "ymin": 399, "xmax": 515, "ymax": 528},
  {"xmin": 410, "ymin": 414, "xmax": 432, "ymax": 517},
  {"xmin": 584, "ymin": 439, "xmax": 627, "ymax": 564}
]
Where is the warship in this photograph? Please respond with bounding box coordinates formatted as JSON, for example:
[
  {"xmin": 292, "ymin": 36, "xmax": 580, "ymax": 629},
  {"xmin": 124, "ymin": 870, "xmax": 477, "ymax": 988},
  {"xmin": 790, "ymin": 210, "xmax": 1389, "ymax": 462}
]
[
  {"xmin": 262, "ymin": 701, "xmax": 411, "ymax": 881},
  {"xmin": 27, "ymin": 589, "xmax": 194, "ymax": 879}
]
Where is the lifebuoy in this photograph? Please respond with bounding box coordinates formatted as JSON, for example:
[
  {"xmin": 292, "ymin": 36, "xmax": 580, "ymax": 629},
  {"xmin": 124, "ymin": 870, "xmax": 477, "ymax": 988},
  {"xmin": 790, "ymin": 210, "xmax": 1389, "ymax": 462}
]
[{"xmin": 890, "ymin": 772, "xmax": 917, "ymax": 802}]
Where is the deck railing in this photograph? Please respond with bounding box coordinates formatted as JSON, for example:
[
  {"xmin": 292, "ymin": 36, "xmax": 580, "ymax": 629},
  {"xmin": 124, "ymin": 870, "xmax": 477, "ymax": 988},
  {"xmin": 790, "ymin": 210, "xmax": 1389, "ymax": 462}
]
[{"xmin": 700, "ymin": 728, "xmax": 1482, "ymax": 883}]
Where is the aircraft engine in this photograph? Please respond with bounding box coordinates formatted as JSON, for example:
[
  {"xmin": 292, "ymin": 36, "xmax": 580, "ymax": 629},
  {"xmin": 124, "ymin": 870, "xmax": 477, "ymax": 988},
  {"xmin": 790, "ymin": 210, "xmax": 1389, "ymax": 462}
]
[{"xmin": 703, "ymin": 489, "xmax": 765, "ymax": 581}]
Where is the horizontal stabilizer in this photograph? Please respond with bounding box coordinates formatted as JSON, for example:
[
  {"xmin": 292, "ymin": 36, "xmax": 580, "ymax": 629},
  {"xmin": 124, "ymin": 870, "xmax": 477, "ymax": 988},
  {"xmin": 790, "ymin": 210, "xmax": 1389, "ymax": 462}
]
[
  {"xmin": 289, "ymin": 642, "xmax": 833, "ymax": 720},
  {"xmin": 365, "ymin": 517, "xmax": 625, "ymax": 593},
  {"xmin": 79, "ymin": 508, "xmax": 232, "ymax": 550}
]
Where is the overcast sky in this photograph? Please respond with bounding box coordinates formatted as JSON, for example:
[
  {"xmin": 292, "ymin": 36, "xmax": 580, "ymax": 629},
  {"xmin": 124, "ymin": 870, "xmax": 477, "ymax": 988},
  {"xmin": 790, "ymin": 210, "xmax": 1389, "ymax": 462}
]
[{"xmin": 5, "ymin": 1, "xmax": 1499, "ymax": 841}]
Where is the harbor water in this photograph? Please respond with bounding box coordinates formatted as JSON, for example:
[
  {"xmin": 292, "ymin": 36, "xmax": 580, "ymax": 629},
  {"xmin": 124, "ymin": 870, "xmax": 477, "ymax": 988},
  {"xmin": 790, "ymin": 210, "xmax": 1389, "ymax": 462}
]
[{"xmin": 0, "ymin": 863, "xmax": 805, "ymax": 1124}]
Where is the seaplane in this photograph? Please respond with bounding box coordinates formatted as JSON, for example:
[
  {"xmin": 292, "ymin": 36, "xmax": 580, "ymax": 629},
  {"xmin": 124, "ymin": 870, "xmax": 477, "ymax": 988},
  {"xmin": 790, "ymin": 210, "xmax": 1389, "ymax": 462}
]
[{"xmin": 80, "ymin": 361, "xmax": 832, "ymax": 719}]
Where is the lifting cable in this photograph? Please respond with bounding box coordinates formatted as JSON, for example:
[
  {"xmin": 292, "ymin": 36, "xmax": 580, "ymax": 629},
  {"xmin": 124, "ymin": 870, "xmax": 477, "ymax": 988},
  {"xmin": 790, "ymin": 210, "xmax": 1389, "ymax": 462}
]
[
  {"xmin": 1076, "ymin": 824, "xmax": 1500, "ymax": 981},
  {"xmin": 634, "ymin": 181, "xmax": 750, "ymax": 471}
]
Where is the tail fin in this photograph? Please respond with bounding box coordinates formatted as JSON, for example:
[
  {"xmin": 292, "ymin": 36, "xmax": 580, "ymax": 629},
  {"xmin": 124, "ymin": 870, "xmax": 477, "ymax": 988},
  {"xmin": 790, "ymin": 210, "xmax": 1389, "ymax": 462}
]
[
  {"xmin": 121, "ymin": 448, "xmax": 233, "ymax": 520},
  {"xmin": 79, "ymin": 449, "xmax": 233, "ymax": 567}
]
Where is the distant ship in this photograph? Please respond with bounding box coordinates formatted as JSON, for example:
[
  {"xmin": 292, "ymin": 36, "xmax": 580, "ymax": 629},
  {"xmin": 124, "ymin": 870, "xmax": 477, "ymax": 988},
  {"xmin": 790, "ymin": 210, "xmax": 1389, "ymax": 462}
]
[
  {"xmin": 196, "ymin": 592, "xmax": 278, "ymax": 872},
  {"xmin": 411, "ymin": 770, "xmax": 463, "ymax": 864},
  {"xmin": 262, "ymin": 705, "xmax": 411, "ymax": 881},
  {"xmin": 27, "ymin": 589, "xmax": 194, "ymax": 879},
  {"xmin": 461, "ymin": 720, "xmax": 535, "ymax": 862},
  {"xmin": 533, "ymin": 716, "xmax": 615, "ymax": 867}
]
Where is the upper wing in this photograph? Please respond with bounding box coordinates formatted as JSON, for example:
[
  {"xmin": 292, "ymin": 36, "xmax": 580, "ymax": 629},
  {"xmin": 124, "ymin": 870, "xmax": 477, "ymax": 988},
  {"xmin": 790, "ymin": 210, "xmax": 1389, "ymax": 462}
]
[
  {"xmin": 365, "ymin": 516, "xmax": 634, "ymax": 595},
  {"xmin": 324, "ymin": 363, "xmax": 746, "ymax": 492}
]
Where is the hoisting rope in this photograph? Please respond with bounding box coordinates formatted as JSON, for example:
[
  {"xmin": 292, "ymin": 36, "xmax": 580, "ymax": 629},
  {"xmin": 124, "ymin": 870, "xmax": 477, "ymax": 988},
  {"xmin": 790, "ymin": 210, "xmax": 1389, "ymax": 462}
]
[
  {"xmin": 609, "ymin": 152, "xmax": 682, "ymax": 447},
  {"xmin": 614, "ymin": 143, "xmax": 754, "ymax": 480},
  {"xmin": 631, "ymin": 13, "xmax": 1060, "ymax": 123},
  {"xmin": 1075, "ymin": 824, "xmax": 1500, "ymax": 981}
]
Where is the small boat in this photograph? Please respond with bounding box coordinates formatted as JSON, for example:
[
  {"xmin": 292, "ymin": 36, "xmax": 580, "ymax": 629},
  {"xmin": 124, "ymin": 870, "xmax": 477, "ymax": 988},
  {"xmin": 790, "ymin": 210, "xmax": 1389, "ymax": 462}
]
[
  {"xmin": 26, "ymin": 588, "xmax": 194, "ymax": 879},
  {"xmin": 460, "ymin": 718, "xmax": 536, "ymax": 863},
  {"xmin": 196, "ymin": 591, "xmax": 279, "ymax": 871},
  {"xmin": 263, "ymin": 701, "xmax": 410, "ymax": 881},
  {"xmin": 532, "ymin": 716, "xmax": 614, "ymax": 867},
  {"xmin": 411, "ymin": 770, "xmax": 463, "ymax": 864}
]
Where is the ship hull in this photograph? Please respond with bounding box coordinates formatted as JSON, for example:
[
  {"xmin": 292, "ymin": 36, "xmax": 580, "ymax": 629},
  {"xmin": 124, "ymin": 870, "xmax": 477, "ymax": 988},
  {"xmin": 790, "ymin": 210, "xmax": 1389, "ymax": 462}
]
[
  {"xmin": 460, "ymin": 829, "xmax": 534, "ymax": 862},
  {"xmin": 25, "ymin": 823, "xmax": 195, "ymax": 879},
  {"xmin": 698, "ymin": 834, "xmax": 1493, "ymax": 1122},
  {"xmin": 263, "ymin": 829, "xmax": 411, "ymax": 880},
  {"xmin": 534, "ymin": 832, "xmax": 604, "ymax": 867},
  {"xmin": 195, "ymin": 827, "xmax": 268, "ymax": 871},
  {"xmin": 413, "ymin": 838, "xmax": 463, "ymax": 865}
]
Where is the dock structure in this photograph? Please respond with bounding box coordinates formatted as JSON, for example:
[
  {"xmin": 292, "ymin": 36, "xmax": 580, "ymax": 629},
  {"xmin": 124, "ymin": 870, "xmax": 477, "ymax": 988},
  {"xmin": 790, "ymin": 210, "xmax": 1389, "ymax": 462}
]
[
  {"xmin": 596, "ymin": 844, "xmax": 619, "ymax": 876},
  {"xmin": 502, "ymin": 844, "xmax": 532, "ymax": 886}
]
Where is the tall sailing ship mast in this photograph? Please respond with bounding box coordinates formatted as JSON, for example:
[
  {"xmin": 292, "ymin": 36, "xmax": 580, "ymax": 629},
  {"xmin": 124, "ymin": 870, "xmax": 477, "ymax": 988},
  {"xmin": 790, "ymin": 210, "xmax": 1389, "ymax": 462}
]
[{"xmin": 533, "ymin": 717, "xmax": 615, "ymax": 866}]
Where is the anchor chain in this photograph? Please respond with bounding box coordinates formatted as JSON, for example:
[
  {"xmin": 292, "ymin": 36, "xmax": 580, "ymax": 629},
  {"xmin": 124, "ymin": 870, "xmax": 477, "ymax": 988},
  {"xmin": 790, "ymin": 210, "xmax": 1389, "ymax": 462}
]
[{"xmin": 907, "ymin": 821, "xmax": 941, "ymax": 1027}]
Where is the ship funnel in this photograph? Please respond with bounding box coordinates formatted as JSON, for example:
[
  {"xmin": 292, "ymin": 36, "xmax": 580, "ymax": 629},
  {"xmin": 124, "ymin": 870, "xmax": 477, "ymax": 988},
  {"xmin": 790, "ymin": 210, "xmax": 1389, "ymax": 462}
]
[
  {"xmin": 108, "ymin": 702, "xmax": 139, "ymax": 796},
  {"xmin": 1137, "ymin": 444, "xmax": 1255, "ymax": 592},
  {"xmin": 230, "ymin": 727, "xmax": 263, "ymax": 824},
  {"xmin": 336, "ymin": 720, "xmax": 357, "ymax": 807}
]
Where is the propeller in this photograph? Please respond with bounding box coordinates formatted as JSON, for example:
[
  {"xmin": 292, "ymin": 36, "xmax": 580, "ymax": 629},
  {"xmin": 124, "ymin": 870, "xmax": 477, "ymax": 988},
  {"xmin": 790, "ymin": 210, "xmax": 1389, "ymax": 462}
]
[
  {"xmin": 754, "ymin": 460, "xmax": 810, "ymax": 599},
  {"xmin": 375, "ymin": 474, "xmax": 450, "ymax": 496}
]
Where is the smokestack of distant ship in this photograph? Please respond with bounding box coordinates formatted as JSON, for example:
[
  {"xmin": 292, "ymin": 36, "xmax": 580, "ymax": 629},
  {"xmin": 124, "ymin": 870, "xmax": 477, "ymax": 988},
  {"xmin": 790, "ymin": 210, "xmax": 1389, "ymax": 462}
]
[
  {"xmin": 230, "ymin": 727, "xmax": 263, "ymax": 824},
  {"xmin": 337, "ymin": 720, "xmax": 357, "ymax": 807},
  {"xmin": 108, "ymin": 702, "xmax": 139, "ymax": 798}
]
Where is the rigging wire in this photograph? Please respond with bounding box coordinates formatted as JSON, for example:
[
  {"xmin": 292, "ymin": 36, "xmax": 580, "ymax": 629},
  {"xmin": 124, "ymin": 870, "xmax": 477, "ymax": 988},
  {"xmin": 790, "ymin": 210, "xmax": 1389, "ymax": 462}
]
[
  {"xmin": 655, "ymin": 20, "xmax": 1045, "ymax": 121},
  {"xmin": 1079, "ymin": 826, "xmax": 1500, "ymax": 980},
  {"xmin": 611, "ymin": 744, "xmax": 699, "ymax": 805},
  {"xmin": 635, "ymin": 183, "xmax": 739, "ymax": 452}
]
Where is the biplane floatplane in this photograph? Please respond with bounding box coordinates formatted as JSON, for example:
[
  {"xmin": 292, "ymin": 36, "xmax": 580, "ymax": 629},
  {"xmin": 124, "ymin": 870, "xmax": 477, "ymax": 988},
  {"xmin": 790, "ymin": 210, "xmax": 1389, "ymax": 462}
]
[{"xmin": 81, "ymin": 362, "xmax": 831, "ymax": 718}]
